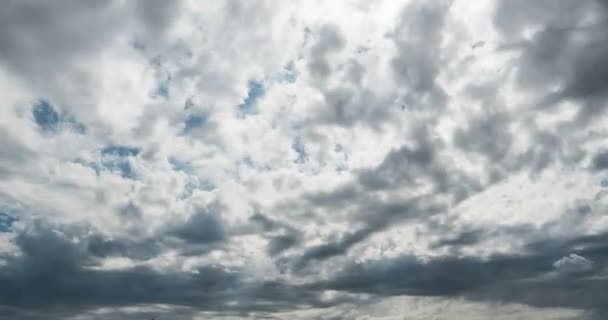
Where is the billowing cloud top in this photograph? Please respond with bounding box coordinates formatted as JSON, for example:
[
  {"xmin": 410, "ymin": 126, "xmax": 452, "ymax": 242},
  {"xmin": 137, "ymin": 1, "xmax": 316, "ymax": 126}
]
[{"xmin": 1, "ymin": 0, "xmax": 608, "ymax": 319}]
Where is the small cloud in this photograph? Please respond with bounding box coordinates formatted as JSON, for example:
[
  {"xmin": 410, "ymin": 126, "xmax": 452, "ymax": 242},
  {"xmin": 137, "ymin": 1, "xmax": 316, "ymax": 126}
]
[
  {"xmin": 171, "ymin": 205, "xmax": 225, "ymax": 244},
  {"xmin": 553, "ymin": 254, "xmax": 594, "ymax": 274},
  {"xmin": 471, "ymin": 41, "xmax": 485, "ymax": 49}
]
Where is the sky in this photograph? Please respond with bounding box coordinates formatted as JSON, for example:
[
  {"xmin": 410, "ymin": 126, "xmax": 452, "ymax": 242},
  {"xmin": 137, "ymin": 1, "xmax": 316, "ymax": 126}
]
[{"xmin": 1, "ymin": 0, "xmax": 608, "ymax": 319}]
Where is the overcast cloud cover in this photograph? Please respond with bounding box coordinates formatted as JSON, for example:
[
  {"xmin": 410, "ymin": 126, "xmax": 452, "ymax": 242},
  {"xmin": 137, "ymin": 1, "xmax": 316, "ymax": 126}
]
[{"xmin": 1, "ymin": 0, "xmax": 608, "ymax": 319}]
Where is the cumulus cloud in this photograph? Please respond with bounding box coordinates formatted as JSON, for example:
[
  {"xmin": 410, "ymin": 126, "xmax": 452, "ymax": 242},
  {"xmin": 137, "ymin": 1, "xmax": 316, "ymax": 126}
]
[{"xmin": 1, "ymin": 0, "xmax": 608, "ymax": 319}]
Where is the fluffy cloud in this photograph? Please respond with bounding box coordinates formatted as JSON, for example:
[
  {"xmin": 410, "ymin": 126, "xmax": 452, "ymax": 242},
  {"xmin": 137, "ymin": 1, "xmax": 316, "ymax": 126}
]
[{"xmin": 1, "ymin": 0, "xmax": 608, "ymax": 319}]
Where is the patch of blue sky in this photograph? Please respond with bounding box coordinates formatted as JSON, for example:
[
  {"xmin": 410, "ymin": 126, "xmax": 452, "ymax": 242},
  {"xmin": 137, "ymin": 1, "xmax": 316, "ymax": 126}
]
[
  {"xmin": 101, "ymin": 145, "xmax": 140, "ymax": 157},
  {"xmin": 169, "ymin": 157, "xmax": 194, "ymax": 174},
  {"xmin": 183, "ymin": 114, "xmax": 206, "ymax": 134},
  {"xmin": 32, "ymin": 100, "xmax": 86, "ymax": 134},
  {"xmin": 292, "ymin": 136, "xmax": 308, "ymax": 164},
  {"xmin": 0, "ymin": 212, "xmax": 17, "ymax": 233},
  {"xmin": 99, "ymin": 145, "xmax": 141, "ymax": 179},
  {"xmin": 238, "ymin": 81, "xmax": 265, "ymax": 116},
  {"xmin": 601, "ymin": 178, "xmax": 608, "ymax": 188},
  {"xmin": 150, "ymin": 74, "xmax": 171, "ymax": 99},
  {"xmin": 156, "ymin": 81, "xmax": 170, "ymax": 98},
  {"xmin": 74, "ymin": 145, "xmax": 144, "ymax": 180},
  {"xmin": 180, "ymin": 178, "xmax": 216, "ymax": 199},
  {"xmin": 33, "ymin": 100, "xmax": 60, "ymax": 132},
  {"xmin": 277, "ymin": 62, "xmax": 298, "ymax": 83}
]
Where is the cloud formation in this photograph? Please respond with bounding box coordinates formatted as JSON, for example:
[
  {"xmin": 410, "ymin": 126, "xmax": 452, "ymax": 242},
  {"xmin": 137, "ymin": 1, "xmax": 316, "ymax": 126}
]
[{"xmin": 1, "ymin": 0, "xmax": 608, "ymax": 319}]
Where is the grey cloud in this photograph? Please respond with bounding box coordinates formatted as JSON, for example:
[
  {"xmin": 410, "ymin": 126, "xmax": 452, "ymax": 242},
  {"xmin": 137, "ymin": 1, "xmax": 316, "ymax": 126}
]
[
  {"xmin": 135, "ymin": 0, "xmax": 182, "ymax": 36},
  {"xmin": 430, "ymin": 229, "xmax": 485, "ymax": 250},
  {"xmin": 0, "ymin": 128, "xmax": 35, "ymax": 178},
  {"xmin": 390, "ymin": 1, "xmax": 450, "ymax": 110},
  {"xmin": 86, "ymin": 234, "xmax": 164, "ymax": 261},
  {"xmin": 0, "ymin": 1, "xmax": 124, "ymax": 78},
  {"xmin": 495, "ymin": 0, "xmax": 608, "ymax": 126},
  {"xmin": 357, "ymin": 125, "xmax": 482, "ymax": 201},
  {"xmin": 304, "ymin": 2, "xmax": 453, "ymax": 130},
  {"xmin": 267, "ymin": 234, "xmax": 300, "ymax": 257},
  {"xmin": 0, "ymin": 0, "xmax": 182, "ymax": 126},
  {"xmin": 592, "ymin": 151, "xmax": 608, "ymax": 171},
  {"xmin": 317, "ymin": 86, "xmax": 395, "ymax": 129},
  {"xmin": 5, "ymin": 0, "xmax": 608, "ymax": 318},
  {"xmin": 453, "ymin": 111, "xmax": 512, "ymax": 163},
  {"xmin": 307, "ymin": 24, "xmax": 346, "ymax": 80},
  {"xmin": 167, "ymin": 202, "xmax": 227, "ymax": 249},
  {"xmin": 171, "ymin": 207, "xmax": 226, "ymax": 245},
  {"xmin": 249, "ymin": 213, "xmax": 302, "ymax": 256},
  {"xmin": 319, "ymin": 253, "xmax": 553, "ymax": 297},
  {"xmin": 288, "ymin": 194, "xmax": 446, "ymax": 272},
  {"xmin": 88, "ymin": 202, "xmax": 230, "ymax": 260},
  {"xmin": 318, "ymin": 227, "xmax": 608, "ymax": 314},
  {"xmin": 0, "ymin": 221, "xmax": 337, "ymax": 318},
  {"xmin": 281, "ymin": 126, "xmax": 481, "ymax": 270},
  {"xmin": 293, "ymin": 227, "xmax": 375, "ymax": 271}
]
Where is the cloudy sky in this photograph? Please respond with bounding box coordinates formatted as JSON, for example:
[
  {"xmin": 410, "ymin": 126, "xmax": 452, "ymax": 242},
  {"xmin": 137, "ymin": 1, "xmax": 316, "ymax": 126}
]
[{"xmin": 1, "ymin": 0, "xmax": 608, "ymax": 319}]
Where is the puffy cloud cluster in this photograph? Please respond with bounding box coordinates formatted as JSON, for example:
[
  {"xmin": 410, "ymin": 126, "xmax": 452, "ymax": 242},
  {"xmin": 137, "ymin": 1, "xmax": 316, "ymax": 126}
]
[{"xmin": 2, "ymin": 0, "xmax": 608, "ymax": 319}]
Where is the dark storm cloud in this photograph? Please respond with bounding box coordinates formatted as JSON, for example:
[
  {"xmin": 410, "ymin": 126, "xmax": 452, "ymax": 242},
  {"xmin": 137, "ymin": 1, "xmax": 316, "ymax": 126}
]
[
  {"xmin": 0, "ymin": 221, "xmax": 337, "ymax": 319},
  {"xmin": 0, "ymin": 237, "xmax": 237, "ymax": 310},
  {"xmin": 304, "ymin": 197, "xmax": 608, "ymax": 316},
  {"xmin": 319, "ymin": 253, "xmax": 553, "ymax": 297},
  {"xmin": 317, "ymin": 227, "xmax": 608, "ymax": 314}
]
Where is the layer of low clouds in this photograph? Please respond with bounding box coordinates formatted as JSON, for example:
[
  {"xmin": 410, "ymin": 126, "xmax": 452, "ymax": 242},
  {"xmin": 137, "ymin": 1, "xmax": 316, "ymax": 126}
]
[{"xmin": 1, "ymin": 0, "xmax": 608, "ymax": 319}]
